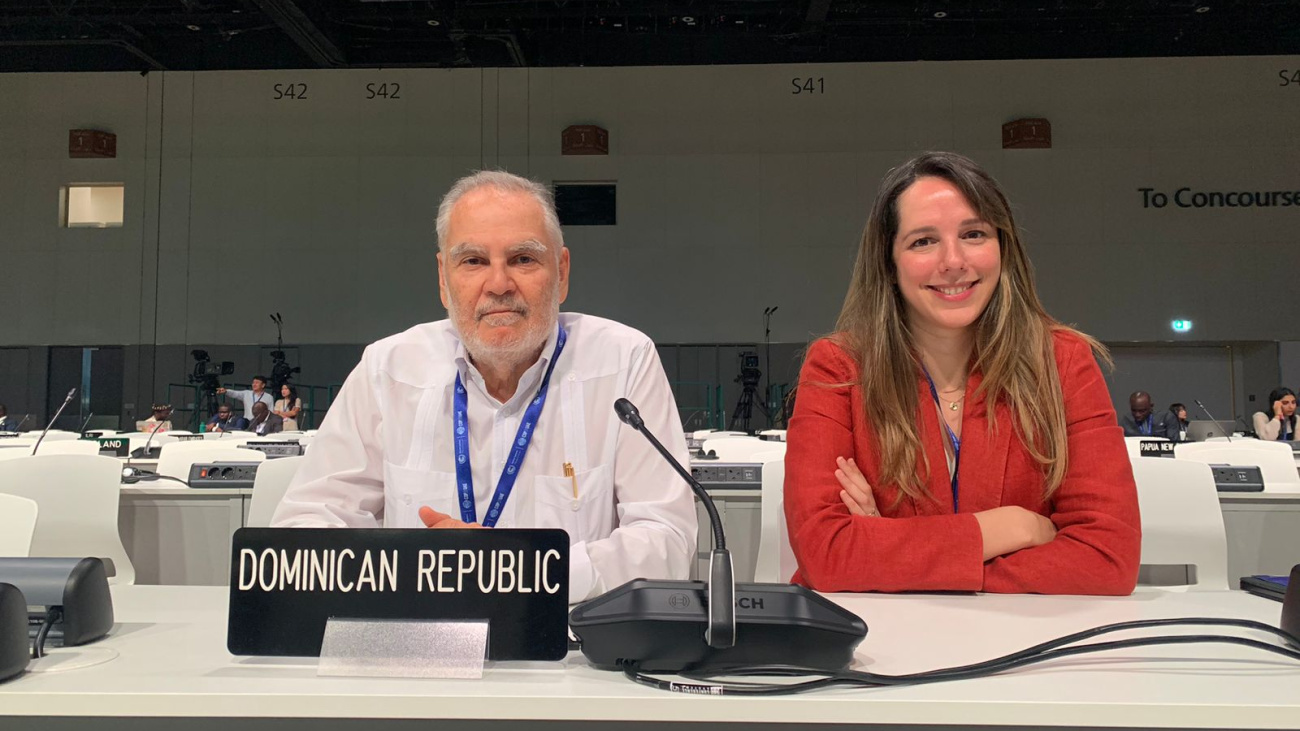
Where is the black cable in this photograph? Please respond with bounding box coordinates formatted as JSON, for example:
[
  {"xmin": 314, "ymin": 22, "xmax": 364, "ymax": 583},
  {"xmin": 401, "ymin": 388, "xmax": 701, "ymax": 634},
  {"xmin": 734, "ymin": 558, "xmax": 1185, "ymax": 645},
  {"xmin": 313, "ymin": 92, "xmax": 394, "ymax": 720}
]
[
  {"xmin": 621, "ymin": 617, "xmax": 1300, "ymax": 695},
  {"xmin": 121, "ymin": 472, "xmax": 190, "ymax": 487},
  {"xmin": 31, "ymin": 607, "xmax": 61, "ymax": 660}
]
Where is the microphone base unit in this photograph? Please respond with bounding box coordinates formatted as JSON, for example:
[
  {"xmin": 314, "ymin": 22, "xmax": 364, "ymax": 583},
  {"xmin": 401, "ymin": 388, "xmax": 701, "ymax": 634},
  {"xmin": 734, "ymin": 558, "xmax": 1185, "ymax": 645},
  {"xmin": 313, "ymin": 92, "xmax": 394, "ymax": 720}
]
[
  {"xmin": 569, "ymin": 579, "xmax": 867, "ymax": 673},
  {"xmin": 1282, "ymin": 564, "xmax": 1300, "ymax": 648},
  {"xmin": 0, "ymin": 583, "xmax": 28, "ymax": 682},
  {"xmin": 0, "ymin": 558, "xmax": 114, "ymax": 651}
]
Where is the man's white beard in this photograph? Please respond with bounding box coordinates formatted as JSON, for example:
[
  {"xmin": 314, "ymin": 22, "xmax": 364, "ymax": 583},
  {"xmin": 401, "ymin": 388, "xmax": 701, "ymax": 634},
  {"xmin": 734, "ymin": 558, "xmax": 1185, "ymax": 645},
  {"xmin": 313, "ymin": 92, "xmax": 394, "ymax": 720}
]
[{"xmin": 449, "ymin": 284, "xmax": 560, "ymax": 371}]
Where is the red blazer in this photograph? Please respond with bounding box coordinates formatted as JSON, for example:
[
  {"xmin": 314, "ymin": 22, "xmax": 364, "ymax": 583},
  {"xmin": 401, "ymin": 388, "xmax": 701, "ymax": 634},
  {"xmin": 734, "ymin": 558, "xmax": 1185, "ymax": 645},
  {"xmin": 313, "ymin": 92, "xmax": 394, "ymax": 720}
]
[{"xmin": 784, "ymin": 330, "xmax": 1141, "ymax": 595}]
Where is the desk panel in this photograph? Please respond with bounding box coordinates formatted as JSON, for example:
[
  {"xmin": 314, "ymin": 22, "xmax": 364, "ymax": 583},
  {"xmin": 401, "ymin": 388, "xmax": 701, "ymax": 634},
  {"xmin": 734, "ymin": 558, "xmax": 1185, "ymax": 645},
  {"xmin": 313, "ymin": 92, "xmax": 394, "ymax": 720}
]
[
  {"xmin": 1, "ymin": 587, "xmax": 1296, "ymax": 730},
  {"xmin": 118, "ymin": 487, "xmax": 248, "ymax": 585}
]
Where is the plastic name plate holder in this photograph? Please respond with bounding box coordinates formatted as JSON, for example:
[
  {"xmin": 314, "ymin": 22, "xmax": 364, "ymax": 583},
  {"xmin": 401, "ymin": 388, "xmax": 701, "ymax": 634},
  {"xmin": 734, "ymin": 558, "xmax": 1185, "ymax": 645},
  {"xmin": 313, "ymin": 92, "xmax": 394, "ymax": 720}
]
[{"xmin": 318, "ymin": 617, "xmax": 490, "ymax": 679}]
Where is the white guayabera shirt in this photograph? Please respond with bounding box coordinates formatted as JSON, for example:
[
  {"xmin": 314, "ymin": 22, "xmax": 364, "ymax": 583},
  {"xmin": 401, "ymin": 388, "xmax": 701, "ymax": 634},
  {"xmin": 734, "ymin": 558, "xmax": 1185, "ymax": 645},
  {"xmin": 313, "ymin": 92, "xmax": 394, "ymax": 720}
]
[{"xmin": 272, "ymin": 312, "xmax": 698, "ymax": 602}]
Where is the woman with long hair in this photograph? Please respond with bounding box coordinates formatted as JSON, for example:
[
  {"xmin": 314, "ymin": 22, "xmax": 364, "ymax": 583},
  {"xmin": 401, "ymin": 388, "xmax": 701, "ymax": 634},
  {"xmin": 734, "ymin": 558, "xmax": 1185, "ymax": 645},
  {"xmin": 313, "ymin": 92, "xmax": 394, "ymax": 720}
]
[
  {"xmin": 274, "ymin": 384, "xmax": 302, "ymax": 431},
  {"xmin": 1252, "ymin": 387, "xmax": 1297, "ymax": 441},
  {"xmin": 784, "ymin": 152, "xmax": 1140, "ymax": 595}
]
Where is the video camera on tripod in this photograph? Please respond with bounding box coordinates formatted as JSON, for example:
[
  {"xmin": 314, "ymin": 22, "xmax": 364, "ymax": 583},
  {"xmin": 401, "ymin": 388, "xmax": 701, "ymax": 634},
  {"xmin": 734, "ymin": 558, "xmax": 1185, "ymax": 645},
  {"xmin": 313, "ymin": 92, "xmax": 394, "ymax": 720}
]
[
  {"xmin": 730, "ymin": 351, "xmax": 769, "ymax": 432},
  {"xmin": 735, "ymin": 352, "xmax": 762, "ymax": 389},
  {"xmin": 188, "ymin": 350, "xmax": 235, "ymax": 393},
  {"xmin": 267, "ymin": 313, "xmax": 301, "ymax": 391},
  {"xmin": 189, "ymin": 350, "xmax": 235, "ymax": 418},
  {"xmin": 269, "ymin": 350, "xmax": 300, "ymax": 391}
]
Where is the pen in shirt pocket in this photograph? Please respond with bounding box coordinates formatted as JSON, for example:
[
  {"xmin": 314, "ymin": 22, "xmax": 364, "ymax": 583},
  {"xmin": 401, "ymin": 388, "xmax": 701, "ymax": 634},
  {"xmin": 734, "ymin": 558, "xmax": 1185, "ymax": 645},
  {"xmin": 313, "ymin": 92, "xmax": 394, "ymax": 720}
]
[{"xmin": 563, "ymin": 462, "xmax": 578, "ymax": 498}]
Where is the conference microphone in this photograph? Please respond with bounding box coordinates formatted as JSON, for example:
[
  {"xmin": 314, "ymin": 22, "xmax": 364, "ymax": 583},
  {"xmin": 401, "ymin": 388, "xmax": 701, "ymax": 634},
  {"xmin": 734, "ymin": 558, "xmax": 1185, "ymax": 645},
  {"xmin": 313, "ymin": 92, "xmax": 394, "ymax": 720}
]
[
  {"xmin": 130, "ymin": 416, "xmax": 164, "ymax": 462},
  {"xmin": 1194, "ymin": 399, "xmax": 1233, "ymax": 442},
  {"xmin": 77, "ymin": 412, "xmax": 95, "ymax": 435},
  {"xmin": 614, "ymin": 398, "xmax": 734, "ymax": 648},
  {"xmin": 31, "ymin": 389, "xmax": 76, "ymax": 456},
  {"xmin": 569, "ymin": 399, "xmax": 866, "ymax": 673}
]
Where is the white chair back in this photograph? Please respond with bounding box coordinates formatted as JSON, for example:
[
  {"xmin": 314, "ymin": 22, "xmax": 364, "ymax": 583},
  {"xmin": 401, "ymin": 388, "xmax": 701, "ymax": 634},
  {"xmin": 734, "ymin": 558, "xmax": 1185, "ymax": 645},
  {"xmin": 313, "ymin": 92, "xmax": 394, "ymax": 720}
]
[
  {"xmin": 156, "ymin": 441, "xmax": 267, "ymax": 481},
  {"xmin": 690, "ymin": 429, "xmax": 745, "ymax": 440},
  {"xmin": 700, "ymin": 437, "xmax": 787, "ymax": 462},
  {"xmin": 0, "ymin": 455, "xmax": 135, "ymax": 584},
  {"xmin": 114, "ymin": 432, "xmax": 180, "ymax": 452},
  {"xmin": 1175, "ymin": 440, "xmax": 1300, "ymax": 490},
  {"xmin": 0, "ymin": 438, "xmax": 101, "ymax": 460},
  {"xmin": 1130, "ymin": 457, "xmax": 1229, "ymax": 590},
  {"xmin": 247, "ymin": 456, "xmax": 306, "ymax": 527},
  {"xmin": 754, "ymin": 451, "xmax": 798, "ymax": 584},
  {"xmin": 36, "ymin": 430, "xmax": 79, "ymax": 442},
  {"xmin": 0, "ymin": 493, "xmax": 39, "ymax": 557}
]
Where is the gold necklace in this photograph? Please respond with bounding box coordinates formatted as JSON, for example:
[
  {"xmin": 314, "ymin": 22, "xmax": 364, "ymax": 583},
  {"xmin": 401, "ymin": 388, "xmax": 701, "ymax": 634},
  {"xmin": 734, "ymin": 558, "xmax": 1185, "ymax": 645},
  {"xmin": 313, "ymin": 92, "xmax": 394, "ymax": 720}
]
[{"xmin": 938, "ymin": 387, "xmax": 966, "ymax": 411}]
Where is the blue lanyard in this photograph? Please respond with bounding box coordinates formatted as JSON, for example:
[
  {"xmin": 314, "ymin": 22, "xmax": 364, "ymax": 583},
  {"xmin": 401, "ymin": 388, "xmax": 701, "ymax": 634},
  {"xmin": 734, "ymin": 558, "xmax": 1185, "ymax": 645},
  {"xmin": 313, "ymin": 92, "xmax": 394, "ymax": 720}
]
[
  {"xmin": 1139, "ymin": 414, "xmax": 1153, "ymax": 436},
  {"xmin": 921, "ymin": 368, "xmax": 961, "ymax": 512},
  {"xmin": 453, "ymin": 326, "xmax": 567, "ymax": 527}
]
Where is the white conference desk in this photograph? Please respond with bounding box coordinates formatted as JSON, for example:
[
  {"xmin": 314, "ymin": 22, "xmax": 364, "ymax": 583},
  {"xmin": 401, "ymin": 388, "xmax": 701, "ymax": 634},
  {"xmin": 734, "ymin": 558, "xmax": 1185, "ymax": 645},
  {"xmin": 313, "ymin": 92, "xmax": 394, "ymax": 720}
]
[
  {"xmin": 1218, "ymin": 485, "xmax": 1300, "ymax": 579},
  {"xmin": 118, "ymin": 483, "xmax": 251, "ymax": 585},
  {"xmin": 1, "ymin": 587, "xmax": 1296, "ymax": 731}
]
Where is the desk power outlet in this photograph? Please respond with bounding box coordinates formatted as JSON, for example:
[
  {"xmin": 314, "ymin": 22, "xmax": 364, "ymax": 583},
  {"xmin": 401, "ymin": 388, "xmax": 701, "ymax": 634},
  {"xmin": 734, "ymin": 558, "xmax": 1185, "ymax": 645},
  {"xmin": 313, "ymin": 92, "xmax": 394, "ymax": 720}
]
[
  {"xmin": 188, "ymin": 461, "xmax": 261, "ymax": 489},
  {"xmin": 1210, "ymin": 464, "xmax": 1265, "ymax": 493},
  {"xmin": 690, "ymin": 462, "xmax": 763, "ymax": 490}
]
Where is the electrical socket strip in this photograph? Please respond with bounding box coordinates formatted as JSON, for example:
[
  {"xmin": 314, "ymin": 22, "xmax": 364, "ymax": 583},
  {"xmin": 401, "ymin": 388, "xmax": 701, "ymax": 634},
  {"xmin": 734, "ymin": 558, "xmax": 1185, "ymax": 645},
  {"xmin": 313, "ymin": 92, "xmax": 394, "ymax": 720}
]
[
  {"xmin": 188, "ymin": 461, "xmax": 261, "ymax": 489},
  {"xmin": 690, "ymin": 462, "xmax": 763, "ymax": 490}
]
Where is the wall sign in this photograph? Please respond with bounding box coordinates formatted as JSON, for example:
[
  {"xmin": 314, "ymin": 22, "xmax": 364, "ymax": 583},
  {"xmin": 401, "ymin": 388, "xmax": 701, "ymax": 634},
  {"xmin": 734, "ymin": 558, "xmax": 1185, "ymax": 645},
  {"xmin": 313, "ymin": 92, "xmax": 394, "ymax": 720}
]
[{"xmin": 1138, "ymin": 187, "xmax": 1300, "ymax": 209}]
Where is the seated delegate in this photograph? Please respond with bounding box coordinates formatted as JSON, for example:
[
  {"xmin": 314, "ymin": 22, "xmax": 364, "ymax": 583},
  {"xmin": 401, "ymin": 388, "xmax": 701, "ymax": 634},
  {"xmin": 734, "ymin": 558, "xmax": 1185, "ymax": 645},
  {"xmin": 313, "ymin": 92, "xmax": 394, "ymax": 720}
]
[
  {"xmin": 784, "ymin": 151, "xmax": 1141, "ymax": 595},
  {"xmin": 271, "ymin": 170, "xmax": 698, "ymax": 603},
  {"xmin": 1252, "ymin": 387, "xmax": 1297, "ymax": 441}
]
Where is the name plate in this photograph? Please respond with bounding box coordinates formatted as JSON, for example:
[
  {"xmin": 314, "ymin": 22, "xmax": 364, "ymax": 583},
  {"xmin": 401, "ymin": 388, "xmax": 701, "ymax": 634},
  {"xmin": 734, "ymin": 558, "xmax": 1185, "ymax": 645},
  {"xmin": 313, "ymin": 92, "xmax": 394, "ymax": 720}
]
[
  {"xmin": 174, "ymin": 433, "xmax": 205, "ymax": 442},
  {"xmin": 227, "ymin": 528, "xmax": 570, "ymax": 661},
  {"xmin": 1139, "ymin": 440, "xmax": 1176, "ymax": 458},
  {"xmin": 0, "ymin": 433, "xmax": 18, "ymax": 439},
  {"xmin": 97, "ymin": 437, "xmax": 129, "ymax": 457}
]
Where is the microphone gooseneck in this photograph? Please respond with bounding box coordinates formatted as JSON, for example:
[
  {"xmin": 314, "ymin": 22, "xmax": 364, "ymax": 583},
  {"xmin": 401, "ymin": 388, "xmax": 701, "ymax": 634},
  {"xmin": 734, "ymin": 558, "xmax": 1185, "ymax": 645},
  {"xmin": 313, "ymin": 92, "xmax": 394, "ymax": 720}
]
[
  {"xmin": 132, "ymin": 413, "xmax": 165, "ymax": 463},
  {"xmin": 1194, "ymin": 399, "xmax": 1233, "ymax": 442},
  {"xmin": 614, "ymin": 399, "xmax": 722, "ymax": 549},
  {"xmin": 613, "ymin": 397, "xmax": 735, "ymax": 648},
  {"xmin": 32, "ymin": 389, "xmax": 77, "ymax": 456}
]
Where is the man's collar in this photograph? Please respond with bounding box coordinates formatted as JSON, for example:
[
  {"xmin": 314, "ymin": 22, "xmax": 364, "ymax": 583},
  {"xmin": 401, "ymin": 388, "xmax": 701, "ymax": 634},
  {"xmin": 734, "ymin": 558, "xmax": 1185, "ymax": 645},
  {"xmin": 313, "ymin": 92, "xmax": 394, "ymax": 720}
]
[{"xmin": 453, "ymin": 322, "xmax": 561, "ymax": 407}]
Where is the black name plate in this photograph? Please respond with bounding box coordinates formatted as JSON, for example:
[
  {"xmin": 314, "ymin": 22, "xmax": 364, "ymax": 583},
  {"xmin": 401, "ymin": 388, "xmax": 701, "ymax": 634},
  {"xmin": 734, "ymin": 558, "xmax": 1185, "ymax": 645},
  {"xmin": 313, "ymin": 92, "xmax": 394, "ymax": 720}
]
[
  {"xmin": 1139, "ymin": 440, "xmax": 1176, "ymax": 458},
  {"xmin": 227, "ymin": 528, "xmax": 570, "ymax": 660},
  {"xmin": 97, "ymin": 437, "xmax": 129, "ymax": 457}
]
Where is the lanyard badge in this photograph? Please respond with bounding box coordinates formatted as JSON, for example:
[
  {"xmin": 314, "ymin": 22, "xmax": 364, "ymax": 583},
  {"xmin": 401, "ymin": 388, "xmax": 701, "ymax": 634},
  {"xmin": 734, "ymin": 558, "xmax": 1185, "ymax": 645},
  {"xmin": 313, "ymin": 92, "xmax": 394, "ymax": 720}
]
[
  {"xmin": 921, "ymin": 367, "xmax": 962, "ymax": 512},
  {"xmin": 452, "ymin": 326, "xmax": 568, "ymax": 527}
]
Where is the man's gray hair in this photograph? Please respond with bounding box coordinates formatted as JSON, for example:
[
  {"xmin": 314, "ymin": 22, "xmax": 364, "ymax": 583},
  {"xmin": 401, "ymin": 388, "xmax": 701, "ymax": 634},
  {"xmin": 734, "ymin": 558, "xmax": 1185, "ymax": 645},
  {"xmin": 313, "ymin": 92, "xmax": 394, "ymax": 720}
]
[{"xmin": 435, "ymin": 170, "xmax": 565, "ymax": 253}]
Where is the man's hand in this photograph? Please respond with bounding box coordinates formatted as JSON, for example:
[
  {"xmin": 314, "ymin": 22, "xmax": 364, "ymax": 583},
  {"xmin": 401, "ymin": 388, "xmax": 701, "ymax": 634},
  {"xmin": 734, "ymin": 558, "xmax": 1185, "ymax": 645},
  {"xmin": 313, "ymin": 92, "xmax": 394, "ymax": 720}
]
[
  {"xmin": 216, "ymin": 387, "xmax": 227, "ymax": 395},
  {"xmin": 418, "ymin": 506, "xmax": 482, "ymax": 529},
  {"xmin": 835, "ymin": 456, "xmax": 880, "ymax": 517}
]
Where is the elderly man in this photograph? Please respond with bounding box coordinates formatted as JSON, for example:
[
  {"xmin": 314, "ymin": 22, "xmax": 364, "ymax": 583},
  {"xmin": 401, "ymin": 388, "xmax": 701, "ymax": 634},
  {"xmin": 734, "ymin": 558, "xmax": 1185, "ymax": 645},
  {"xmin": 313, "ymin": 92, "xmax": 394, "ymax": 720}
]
[{"xmin": 273, "ymin": 171, "xmax": 697, "ymax": 602}]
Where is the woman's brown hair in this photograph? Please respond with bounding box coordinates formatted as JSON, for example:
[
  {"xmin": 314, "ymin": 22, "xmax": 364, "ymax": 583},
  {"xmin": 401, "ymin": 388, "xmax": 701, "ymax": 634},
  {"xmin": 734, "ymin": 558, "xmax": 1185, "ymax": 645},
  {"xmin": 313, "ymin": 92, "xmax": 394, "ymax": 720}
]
[{"xmin": 833, "ymin": 151, "xmax": 1108, "ymax": 502}]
